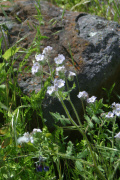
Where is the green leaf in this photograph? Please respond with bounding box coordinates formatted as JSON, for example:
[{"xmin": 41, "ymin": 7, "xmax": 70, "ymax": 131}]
[
  {"xmin": 0, "ymin": 84, "xmax": 6, "ymax": 89},
  {"xmin": 109, "ymin": 83, "xmax": 115, "ymax": 94},
  {"xmin": 0, "ymin": 6, "xmax": 8, "ymax": 19},
  {"xmin": 50, "ymin": 112, "xmax": 71, "ymax": 126},
  {"xmin": 92, "ymin": 115, "xmax": 100, "ymax": 124},
  {"xmin": 15, "ymin": 15, "xmax": 22, "ymax": 23},
  {"xmin": 84, "ymin": 114, "xmax": 93, "ymax": 128},
  {"xmin": 103, "ymin": 104, "xmax": 110, "ymax": 108},
  {"xmin": 0, "ymin": 160, "xmax": 5, "ymax": 168},
  {"xmin": 22, "ymin": 142, "xmax": 37, "ymax": 152},
  {"xmin": 75, "ymin": 160, "xmax": 83, "ymax": 171},
  {"xmin": 86, "ymin": 106, "xmax": 93, "ymax": 116},
  {"xmin": 0, "ymin": 37, "xmax": 3, "ymax": 53},
  {"xmin": 2, "ymin": 46, "xmax": 20, "ymax": 60},
  {"xmin": 0, "ymin": 63, "xmax": 5, "ymax": 71},
  {"xmin": 1, "ymin": 137, "xmax": 12, "ymax": 148},
  {"xmin": 71, "ymin": 0, "xmax": 90, "ymax": 10},
  {"xmin": 66, "ymin": 141, "xmax": 74, "ymax": 156},
  {"xmin": 24, "ymin": 47, "xmax": 37, "ymax": 59},
  {"xmin": 0, "ymin": 102, "xmax": 9, "ymax": 111},
  {"xmin": 0, "ymin": 126, "xmax": 9, "ymax": 135},
  {"xmin": 31, "ymin": 76, "xmax": 52, "ymax": 108},
  {"xmin": 109, "ymin": 0, "xmax": 113, "ymax": 3}
]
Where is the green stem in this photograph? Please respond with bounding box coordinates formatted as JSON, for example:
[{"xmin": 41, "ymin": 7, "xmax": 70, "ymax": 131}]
[
  {"xmin": 111, "ymin": 160, "xmax": 120, "ymax": 180},
  {"xmin": 112, "ymin": 117, "xmax": 116, "ymax": 148},
  {"xmin": 68, "ymin": 96, "xmax": 82, "ymax": 127},
  {"xmin": 113, "ymin": 1, "xmax": 120, "ymax": 17},
  {"xmin": 58, "ymin": 94, "xmax": 106, "ymax": 180}
]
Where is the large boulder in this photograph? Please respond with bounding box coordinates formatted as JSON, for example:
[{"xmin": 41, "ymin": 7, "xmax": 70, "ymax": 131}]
[{"xmin": 1, "ymin": 0, "xmax": 120, "ymax": 130}]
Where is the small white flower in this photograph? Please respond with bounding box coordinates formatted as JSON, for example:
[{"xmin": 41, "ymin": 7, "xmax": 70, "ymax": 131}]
[
  {"xmin": 30, "ymin": 136, "xmax": 34, "ymax": 143},
  {"xmin": 54, "ymin": 54, "xmax": 65, "ymax": 65},
  {"xmin": 77, "ymin": 91, "xmax": 88, "ymax": 99},
  {"xmin": 17, "ymin": 136, "xmax": 29, "ymax": 144},
  {"xmin": 114, "ymin": 132, "xmax": 120, "ymax": 138},
  {"xmin": 42, "ymin": 46, "xmax": 53, "ymax": 55},
  {"xmin": 47, "ymin": 79, "xmax": 65, "ymax": 95},
  {"xmin": 56, "ymin": 65, "xmax": 66, "ymax": 75},
  {"xmin": 47, "ymin": 86, "xmax": 56, "ymax": 95},
  {"xmin": 23, "ymin": 132, "xmax": 30, "ymax": 138},
  {"xmin": 68, "ymin": 71, "xmax": 76, "ymax": 81},
  {"xmin": 31, "ymin": 62, "xmax": 40, "ymax": 75},
  {"xmin": 105, "ymin": 111, "xmax": 114, "ymax": 118},
  {"xmin": 87, "ymin": 96, "xmax": 97, "ymax": 103},
  {"xmin": 35, "ymin": 54, "xmax": 45, "ymax": 62},
  {"xmin": 113, "ymin": 108, "xmax": 120, "ymax": 117},
  {"xmin": 54, "ymin": 79, "xmax": 65, "ymax": 88},
  {"xmin": 17, "ymin": 132, "xmax": 34, "ymax": 144},
  {"xmin": 68, "ymin": 71, "xmax": 76, "ymax": 77},
  {"xmin": 111, "ymin": 102, "xmax": 116, "ymax": 108},
  {"xmin": 32, "ymin": 128, "xmax": 42, "ymax": 133},
  {"xmin": 114, "ymin": 103, "xmax": 120, "ymax": 109}
]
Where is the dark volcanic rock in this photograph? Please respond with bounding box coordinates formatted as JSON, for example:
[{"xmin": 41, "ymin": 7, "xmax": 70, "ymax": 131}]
[{"xmin": 1, "ymin": 0, "xmax": 120, "ymax": 130}]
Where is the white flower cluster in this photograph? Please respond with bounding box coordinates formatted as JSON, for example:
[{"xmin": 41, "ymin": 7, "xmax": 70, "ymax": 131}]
[
  {"xmin": 47, "ymin": 61, "xmax": 76, "ymax": 95},
  {"xmin": 54, "ymin": 54, "xmax": 65, "ymax": 65},
  {"xmin": 45, "ymin": 49, "xmax": 76, "ymax": 95},
  {"xmin": 35, "ymin": 54, "xmax": 45, "ymax": 62},
  {"xmin": 32, "ymin": 128, "xmax": 42, "ymax": 133},
  {"xmin": 106, "ymin": 102, "xmax": 120, "ymax": 119},
  {"xmin": 35, "ymin": 46, "xmax": 53, "ymax": 63},
  {"xmin": 77, "ymin": 91, "xmax": 120, "ymax": 140},
  {"xmin": 68, "ymin": 71, "xmax": 76, "ymax": 81},
  {"xmin": 105, "ymin": 111, "xmax": 114, "ymax": 118},
  {"xmin": 32, "ymin": 46, "xmax": 76, "ymax": 95},
  {"xmin": 46, "ymin": 52, "xmax": 67, "ymax": 95},
  {"xmin": 17, "ymin": 128, "xmax": 42, "ymax": 144},
  {"xmin": 77, "ymin": 92, "xmax": 120, "ymax": 117},
  {"xmin": 56, "ymin": 65, "xmax": 66, "ymax": 76},
  {"xmin": 77, "ymin": 91, "xmax": 89, "ymax": 99},
  {"xmin": 32, "ymin": 46, "xmax": 53, "ymax": 75},
  {"xmin": 112, "ymin": 103, "xmax": 120, "ymax": 139},
  {"xmin": 32, "ymin": 62, "xmax": 41, "ymax": 75},
  {"xmin": 47, "ymin": 79, "xmax": 65, "ymax": 95},
  {"xmin": 108, "ymin": 103, "xmax": 120, "ymax": 139},
  {"xmin": 77, "ymin": 91, "xmax": 97, "ymax": 104},
  {"xmin": 87, "ymin": 96, "xmax": 97, "ymax": 103}
]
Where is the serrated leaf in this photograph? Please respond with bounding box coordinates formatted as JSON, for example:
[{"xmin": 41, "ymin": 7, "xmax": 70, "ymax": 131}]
[
  {"xmin": 75, "ymin": 160, "xmax": 83, "ymax": 171},
  {"xmin": 84, "ymin": 114, "xmax": 93, "ymax": 128},
  {"xmin": 86, "ymin": 106, "xmax": 93, "ymax": 116},
  {"xmin": 92, "ymin": 115, "xmax": 100, "ymax": 124},
  {"xmin": 50, "ymin": 112, "xmax": 71, "ymax": 125},
  {"xmin": 66, "ymin": 141, "xmax": 73, "ymax": 156}
]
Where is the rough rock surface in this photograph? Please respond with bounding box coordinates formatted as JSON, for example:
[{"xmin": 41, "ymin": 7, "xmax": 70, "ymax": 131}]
[{"xmin": 1, "ymin": 0, "xmax": 120, "ymax": 130}]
